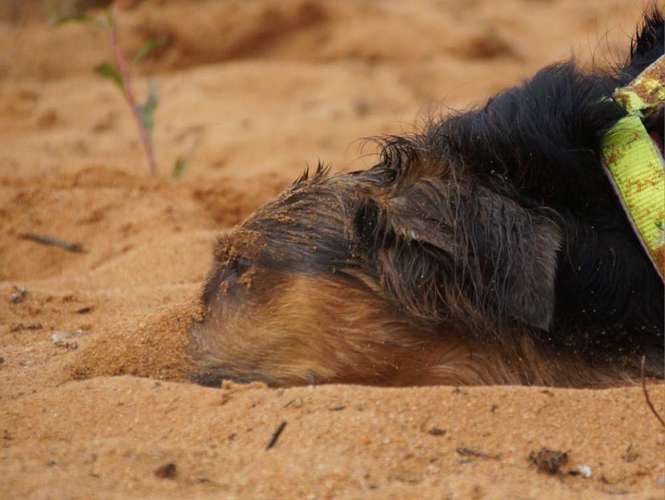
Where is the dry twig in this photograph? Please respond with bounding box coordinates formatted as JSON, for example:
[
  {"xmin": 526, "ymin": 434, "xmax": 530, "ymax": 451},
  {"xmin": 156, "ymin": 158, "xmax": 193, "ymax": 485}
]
[
  {"xmin": 456, "ymin": 447, "xmax": 501, "ymax": 460},
  {"xmin": 266, "ymin": 420, "xmax": 287, "ymax": 450},
  {"xmin": 641, "ymin": 356, "xmax": 665, "ymax": 429},
  {"xmin": 21, "ymin": 233, "xmax": 84, "ymax": 253}
]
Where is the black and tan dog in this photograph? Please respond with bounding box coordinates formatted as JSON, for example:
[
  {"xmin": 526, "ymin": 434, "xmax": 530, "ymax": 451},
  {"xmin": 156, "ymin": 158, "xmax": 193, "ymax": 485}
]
[{"xmin": 190, "ymin": 9, "xmax": 665, "ymax": 388}]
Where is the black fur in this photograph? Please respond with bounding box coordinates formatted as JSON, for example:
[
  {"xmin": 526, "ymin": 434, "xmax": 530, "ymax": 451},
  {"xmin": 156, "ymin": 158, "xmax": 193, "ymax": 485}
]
[
  {"xmin": 204, "ymin": 8, "xmax": 664, "ymax": 377},
  {"xmin": 357, "ymin": 8, "xmax": 665, "ymax": 361}
]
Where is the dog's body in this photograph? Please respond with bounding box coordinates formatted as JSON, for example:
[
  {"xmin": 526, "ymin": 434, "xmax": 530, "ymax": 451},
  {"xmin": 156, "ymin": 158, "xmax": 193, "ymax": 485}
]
[{"xmin": 190, "ymin": 9, "xmax": 664, "ymax": 387}]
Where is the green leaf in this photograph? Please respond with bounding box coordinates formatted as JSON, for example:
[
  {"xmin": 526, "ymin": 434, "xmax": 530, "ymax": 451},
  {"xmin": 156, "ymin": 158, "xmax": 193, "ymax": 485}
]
[
  {"xmin": 172, "ymin": 156, "xmax": 188, "ymax": 179},
  {"xmin": 95, "ymin": 8, "xmax": 113, "ymax": 29},
  {"xmin": 137, "ymin": 80, "xmax": 159, "ymax": 138},
  {"xmin": 48, "ymin": 12, "xmax": 90, "ymax": 26},
  {"xmin": 133, "ymin": 36, "xmax": 170, "ymax": 64},
  {"xmin": 94, "ymin": 62, "xmax": 124, "ymax": 90},
  {"xmin": 46, "ymin": 0, "xmax": 90, "ymax": 26}
]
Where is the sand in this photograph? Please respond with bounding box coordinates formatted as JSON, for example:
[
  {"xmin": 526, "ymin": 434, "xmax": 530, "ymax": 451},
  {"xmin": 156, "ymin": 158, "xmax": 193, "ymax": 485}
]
[{"xmin": 1, "ymin": 0, "xmax": 663, "ymax": 498}]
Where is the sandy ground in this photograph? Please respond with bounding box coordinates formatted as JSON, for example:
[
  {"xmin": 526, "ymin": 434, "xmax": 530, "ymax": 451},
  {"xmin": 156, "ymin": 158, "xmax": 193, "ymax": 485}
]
[{"xmin": 1, "ymin": 0, "xmax": 664, "ymax": 498}]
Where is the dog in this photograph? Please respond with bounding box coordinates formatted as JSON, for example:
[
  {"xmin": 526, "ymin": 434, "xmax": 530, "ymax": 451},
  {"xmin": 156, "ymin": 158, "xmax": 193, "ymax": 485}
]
[{"xmin": 189, "ymin": 8, "xmax": 664, "ymax": 388}]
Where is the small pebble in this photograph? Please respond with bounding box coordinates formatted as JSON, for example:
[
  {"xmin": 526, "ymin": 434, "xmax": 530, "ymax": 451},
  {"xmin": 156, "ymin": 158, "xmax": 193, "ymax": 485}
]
[
  {"xmin": 9, "ymin": 286, "xmax": 27, "ymax": 304},
  {"xmin": 577, "ymin": 464, "xmax": 592, "ymax": 478},
  {"xmin": 52, "ymin": 330, "xmax": 83, "ymax": 350},
  {"xmin": 529, "ymin": 448, "xmax": 568, "ymax": 474},
  {"xmin": 154, "ymin": 463, "xmax": 177, "ymax": 479},
  {"xmin": 51, "ymin": 329, "xmax": 83, "ymax": 343}
]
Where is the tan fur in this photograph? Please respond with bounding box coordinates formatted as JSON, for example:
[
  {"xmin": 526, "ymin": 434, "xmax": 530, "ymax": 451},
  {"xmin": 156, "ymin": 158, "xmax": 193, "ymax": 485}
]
[{"xmin": 190, "ymin": 269, "xmax": 634, "ymax": 388}]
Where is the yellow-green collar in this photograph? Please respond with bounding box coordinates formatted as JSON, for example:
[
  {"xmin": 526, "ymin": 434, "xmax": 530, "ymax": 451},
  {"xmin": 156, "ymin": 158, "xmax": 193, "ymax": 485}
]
[{"xmin": 601, "ymin": 54, "xmax": 665, "ymax": 280}]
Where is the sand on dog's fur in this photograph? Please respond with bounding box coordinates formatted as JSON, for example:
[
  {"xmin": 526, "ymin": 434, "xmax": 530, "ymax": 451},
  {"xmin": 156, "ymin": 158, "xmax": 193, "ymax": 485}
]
[{"xmin": 1, "ymin": 1, "xmax": 664, "ymax": 498}]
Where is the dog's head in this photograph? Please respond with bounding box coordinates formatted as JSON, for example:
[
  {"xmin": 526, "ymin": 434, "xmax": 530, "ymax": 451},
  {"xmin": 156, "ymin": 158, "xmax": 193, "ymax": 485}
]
[
  {"xmin": 190, "ymin": 9, "xmax": 665, "ymax": 387},
  {"xmin": 191, "ymin": 141, "xmax": 563, "ymax": 386}
]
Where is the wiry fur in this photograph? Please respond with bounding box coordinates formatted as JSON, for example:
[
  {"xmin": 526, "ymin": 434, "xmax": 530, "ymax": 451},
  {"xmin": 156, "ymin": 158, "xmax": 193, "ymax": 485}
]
[{"xmin": 190, "ymin": 9, "xmax": 665, "ymax": 388}]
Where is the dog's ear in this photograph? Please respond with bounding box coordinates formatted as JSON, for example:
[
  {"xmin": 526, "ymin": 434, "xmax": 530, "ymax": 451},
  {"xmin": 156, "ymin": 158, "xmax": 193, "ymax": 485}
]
[
  {"xmin": 354, "ymin": 175, "xmax": 562, "ymax": 332},
  {"xmin": 621, "ymin": 7, "xmax": 664, "ymax": 83}
]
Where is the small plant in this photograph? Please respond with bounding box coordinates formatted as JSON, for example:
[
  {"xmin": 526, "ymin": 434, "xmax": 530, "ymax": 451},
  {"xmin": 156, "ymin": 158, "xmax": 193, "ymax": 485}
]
[
  {"xmin": 172, "ymin": 155, "xmax": 188, "ymax": 180},
  {"xmin": 96, "ymin": 7, "xmax": 158, "ymax": 175},
  {"xmin": 50, "ymin": 1, "xmax": 184, "ymax": 177}
]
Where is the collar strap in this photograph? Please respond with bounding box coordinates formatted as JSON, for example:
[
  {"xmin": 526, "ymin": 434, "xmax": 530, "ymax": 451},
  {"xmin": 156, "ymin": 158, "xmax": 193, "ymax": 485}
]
[{"xmin": 601, "ymin": 54, "xmax": 665, "ymax": 280}]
